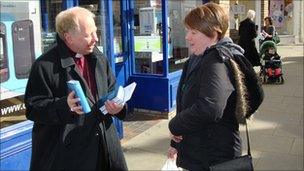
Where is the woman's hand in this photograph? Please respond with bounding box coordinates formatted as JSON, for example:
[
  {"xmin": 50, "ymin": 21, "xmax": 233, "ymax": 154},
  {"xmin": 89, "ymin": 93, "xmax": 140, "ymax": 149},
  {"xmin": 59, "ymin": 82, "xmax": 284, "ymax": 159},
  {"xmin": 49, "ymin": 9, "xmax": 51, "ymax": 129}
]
[
  {"xmin": 170, "ymin": 133, "xmax": 183, "ymax": 143},
  {"xmin": 262, "ymin": 30, "xmax": 272, "ymax": 38},
  {"xmin": 167, "ymin": 146, "xmax": 178, "ymax": 159}
]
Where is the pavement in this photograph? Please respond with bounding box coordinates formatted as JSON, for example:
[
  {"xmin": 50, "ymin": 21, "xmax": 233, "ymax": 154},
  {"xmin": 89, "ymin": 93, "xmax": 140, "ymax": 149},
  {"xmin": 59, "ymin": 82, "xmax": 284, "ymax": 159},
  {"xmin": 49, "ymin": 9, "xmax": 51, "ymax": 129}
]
[{"xmin": 121, "ymin": 44, "xmax": 304, "ymax": 170}]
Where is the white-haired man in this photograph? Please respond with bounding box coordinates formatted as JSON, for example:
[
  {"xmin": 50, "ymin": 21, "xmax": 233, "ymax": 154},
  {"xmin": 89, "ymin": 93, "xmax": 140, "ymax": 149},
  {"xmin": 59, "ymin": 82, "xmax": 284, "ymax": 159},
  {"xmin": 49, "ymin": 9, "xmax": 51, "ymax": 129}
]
[
  {"xmin": 238, "ymin": 9, "xmax": 261, "ymax": 67},
  {"xmin": 25, "ymin": 7, "xmax": 127, "ymax": 171}
]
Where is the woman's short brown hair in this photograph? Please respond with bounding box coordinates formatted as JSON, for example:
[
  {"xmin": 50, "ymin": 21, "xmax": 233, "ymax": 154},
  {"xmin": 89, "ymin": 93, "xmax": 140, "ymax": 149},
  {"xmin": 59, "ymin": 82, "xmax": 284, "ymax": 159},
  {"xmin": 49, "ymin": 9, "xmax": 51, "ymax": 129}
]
[
  {"xmin": 264, "ymin": 16, "xmax": 273, "ymax": 25},
  {"xmin": 184, "ymin": 3, "xmax": 228, "ymax": 40}
]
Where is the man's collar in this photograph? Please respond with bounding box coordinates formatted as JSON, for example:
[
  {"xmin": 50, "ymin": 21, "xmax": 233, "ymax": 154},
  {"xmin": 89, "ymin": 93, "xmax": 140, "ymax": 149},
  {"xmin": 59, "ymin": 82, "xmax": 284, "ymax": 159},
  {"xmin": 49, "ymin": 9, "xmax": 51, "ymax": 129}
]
[{"xmin": 75, "ymin": 53, "xmax": 84, "ymax": 58}]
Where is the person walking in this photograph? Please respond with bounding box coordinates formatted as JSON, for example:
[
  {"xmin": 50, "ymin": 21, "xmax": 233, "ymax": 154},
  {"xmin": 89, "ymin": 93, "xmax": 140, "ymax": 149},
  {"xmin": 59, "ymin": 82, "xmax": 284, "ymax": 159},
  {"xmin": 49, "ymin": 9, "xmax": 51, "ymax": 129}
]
[
  {"xmin": 167, "ymin": 3, "xmax": 257, "ymax": 170},
  {"xmin": 238, "ymin": 10, "xmax": 261, "ymax": 67},
  {"xmin": 24, "ymin": 7, "xmax": 127, "ymax": 171}
]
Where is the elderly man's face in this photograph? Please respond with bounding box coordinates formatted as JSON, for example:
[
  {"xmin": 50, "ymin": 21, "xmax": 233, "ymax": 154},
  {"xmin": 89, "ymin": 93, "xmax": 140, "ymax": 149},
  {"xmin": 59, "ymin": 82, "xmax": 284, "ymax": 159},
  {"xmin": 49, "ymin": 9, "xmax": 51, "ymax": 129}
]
[{"xmin": 65, "ymin": 15, "xmax": 98, "ymax": 55}]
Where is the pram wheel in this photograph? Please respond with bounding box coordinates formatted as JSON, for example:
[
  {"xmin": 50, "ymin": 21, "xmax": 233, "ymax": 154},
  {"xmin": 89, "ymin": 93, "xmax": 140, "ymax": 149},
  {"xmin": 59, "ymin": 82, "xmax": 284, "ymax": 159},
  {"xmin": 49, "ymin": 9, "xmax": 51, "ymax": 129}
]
[
  {"xmin": 259, "ymin": 67, "xmax": 268, "ymax": 84},
  {"xmin": 279, "ymin": 75, "xmax": 284, "ymax": 84},
  {"xmin": 262, "ymin": 74, "xmax": 267, "ymax": 83},
  {"xmin": 275, "ymin": 75, "xmax": 284, "ymax": 84}
]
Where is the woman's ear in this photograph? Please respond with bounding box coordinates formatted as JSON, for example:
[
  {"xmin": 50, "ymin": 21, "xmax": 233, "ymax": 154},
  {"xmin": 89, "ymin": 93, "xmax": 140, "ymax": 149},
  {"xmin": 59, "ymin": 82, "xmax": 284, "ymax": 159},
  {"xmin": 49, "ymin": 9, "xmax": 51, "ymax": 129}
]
[{"xmin": 212, "ymin": 31, "xmax": 219, "ymax": 42}]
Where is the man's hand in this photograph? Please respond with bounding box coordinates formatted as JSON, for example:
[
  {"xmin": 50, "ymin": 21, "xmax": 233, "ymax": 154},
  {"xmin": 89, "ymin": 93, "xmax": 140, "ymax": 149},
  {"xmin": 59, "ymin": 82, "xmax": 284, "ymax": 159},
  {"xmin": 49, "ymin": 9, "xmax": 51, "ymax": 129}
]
[
  {"xmin": 67, "ymin": 91, "xmax": 84, "ymax": 115},
  {"xmin": 104, "ymin": 100, "xmax": 124, "ymax": 115}
]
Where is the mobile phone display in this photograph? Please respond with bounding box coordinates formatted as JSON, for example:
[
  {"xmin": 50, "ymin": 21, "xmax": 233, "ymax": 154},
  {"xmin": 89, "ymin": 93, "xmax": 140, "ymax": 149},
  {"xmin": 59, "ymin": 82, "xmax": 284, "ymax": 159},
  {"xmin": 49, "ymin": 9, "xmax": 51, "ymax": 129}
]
[
  {"xmin": 12, "ymin": 20, "xmax": 35, "ymax": 79},
  {"xmin": 0, "ymin": 22, "xmax": 9, "ymax": 83}
]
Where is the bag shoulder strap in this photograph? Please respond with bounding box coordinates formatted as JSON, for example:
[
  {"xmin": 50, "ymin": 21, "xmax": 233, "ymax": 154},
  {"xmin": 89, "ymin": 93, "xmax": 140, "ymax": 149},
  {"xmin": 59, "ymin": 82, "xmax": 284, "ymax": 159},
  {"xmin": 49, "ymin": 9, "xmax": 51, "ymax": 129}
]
[{"xmin": 245, "ymin": 120, "xmax": 251, "ymax": 156}]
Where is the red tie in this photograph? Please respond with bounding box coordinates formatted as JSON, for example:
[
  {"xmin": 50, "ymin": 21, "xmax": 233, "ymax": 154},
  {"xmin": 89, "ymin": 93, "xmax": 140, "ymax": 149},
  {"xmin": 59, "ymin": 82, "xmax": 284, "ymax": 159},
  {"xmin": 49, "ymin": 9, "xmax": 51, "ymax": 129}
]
[
  {"xmin": 75, "ymin": 55, "xmax": 85, "ymax": 75},
  {"xmin": 74, "ymin": 54, "xmax": 97, "ymax": 98}
]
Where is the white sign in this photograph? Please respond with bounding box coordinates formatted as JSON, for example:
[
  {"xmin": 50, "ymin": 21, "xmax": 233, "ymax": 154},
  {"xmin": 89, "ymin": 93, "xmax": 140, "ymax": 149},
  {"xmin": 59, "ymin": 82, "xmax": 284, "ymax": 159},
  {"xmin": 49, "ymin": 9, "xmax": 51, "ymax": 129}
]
[
  {"xmin": 134, "ymin": 36, "xmax": 161, "ymax": 52},
  {"xmin": 0, "ymin": 2, "xmax": 29, "ymax": 20},
  {"xmin": 231, "ymin": 5, "xmax": 245, "ymax": 14},
  {"xmin": 139, "ymin": 7, "xmax": 156, "ymax": 34}
]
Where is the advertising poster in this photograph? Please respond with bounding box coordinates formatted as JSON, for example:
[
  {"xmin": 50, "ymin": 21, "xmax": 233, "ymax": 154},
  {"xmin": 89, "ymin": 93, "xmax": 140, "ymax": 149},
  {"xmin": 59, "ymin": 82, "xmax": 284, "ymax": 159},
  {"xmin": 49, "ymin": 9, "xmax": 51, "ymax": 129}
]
[
  {"xmin": 269, "ymin": 0, "xmax": 285, "ymax": 28},
  {"xmin": 0, "ymin": 1, "xmax": 41, "ymax": 120}
]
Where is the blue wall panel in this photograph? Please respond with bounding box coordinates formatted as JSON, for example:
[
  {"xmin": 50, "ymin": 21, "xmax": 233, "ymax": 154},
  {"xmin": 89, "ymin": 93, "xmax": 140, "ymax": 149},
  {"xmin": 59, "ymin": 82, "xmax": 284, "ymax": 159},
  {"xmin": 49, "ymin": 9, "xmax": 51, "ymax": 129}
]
[
  {"xmin": 128, "ymin": 75, "xmax": 169, "ymax": 112},
  {"xmin": 0, "ymin": 120, "xmax": 33, "ymax": 171},
  {"xmin": 169, "ymin": 70, "xmax": 182, "ymax": 109}
]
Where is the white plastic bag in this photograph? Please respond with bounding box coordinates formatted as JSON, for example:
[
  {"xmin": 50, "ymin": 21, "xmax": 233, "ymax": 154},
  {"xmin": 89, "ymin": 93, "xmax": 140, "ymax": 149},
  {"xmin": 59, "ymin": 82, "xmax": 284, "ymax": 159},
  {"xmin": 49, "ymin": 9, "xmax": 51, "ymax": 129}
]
[{"xmin": 161, "ymin": 159, "xmax": 182, "ymax": 171}]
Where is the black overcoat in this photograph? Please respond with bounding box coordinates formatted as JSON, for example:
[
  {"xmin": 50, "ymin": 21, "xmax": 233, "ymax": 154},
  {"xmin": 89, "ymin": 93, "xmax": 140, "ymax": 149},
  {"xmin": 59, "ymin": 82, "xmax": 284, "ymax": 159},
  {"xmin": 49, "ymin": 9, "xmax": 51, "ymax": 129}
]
[
  {"xmin": 238, "ymin": 18, "xmax": 261, "ymax": 66},
  {"xmin": 25, "ymin": 35, "xmax": 127, "ymax": 171},
  {"xmin": 169, "ymin": 38, "xmax": 243, "ymax": 171}
]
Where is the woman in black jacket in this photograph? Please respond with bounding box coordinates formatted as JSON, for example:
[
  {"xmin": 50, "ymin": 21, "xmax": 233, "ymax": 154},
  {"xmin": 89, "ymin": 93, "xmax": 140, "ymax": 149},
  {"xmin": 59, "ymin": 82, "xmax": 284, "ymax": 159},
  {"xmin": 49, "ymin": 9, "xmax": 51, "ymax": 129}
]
[{"xmin": 168, "ymin": 3, "xmax": 250, "ymax": 170}]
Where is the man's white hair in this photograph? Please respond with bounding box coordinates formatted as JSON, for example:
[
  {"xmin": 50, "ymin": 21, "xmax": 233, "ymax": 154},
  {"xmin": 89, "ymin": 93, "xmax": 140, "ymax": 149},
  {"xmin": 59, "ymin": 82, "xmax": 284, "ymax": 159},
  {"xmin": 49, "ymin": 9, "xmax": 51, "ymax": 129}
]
[
  {"xmin": 247, "ymin": 9, "xmax": 256, "ymax": 20},
  {"xmin": 55, "ymin": 7, "xmax": 95, "ymax": 40}
]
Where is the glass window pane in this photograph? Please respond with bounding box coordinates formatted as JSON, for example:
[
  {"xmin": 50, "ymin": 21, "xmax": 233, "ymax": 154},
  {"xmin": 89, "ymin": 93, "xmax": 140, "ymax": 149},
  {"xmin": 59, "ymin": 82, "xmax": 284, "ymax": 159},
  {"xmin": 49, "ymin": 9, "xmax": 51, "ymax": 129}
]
[
  {"xmin": 133, "ymin": 0, "xmax": 163, "ymax": 75},
  {"xmin": 168, "ymin": 1, "xmax": 203, "ymax": 73},
  {"xmin": 41, "ymin": 0, "xmax": 62, "ymax": 52},
  {"xmin": 79, "ymin": 1, "xmax": 107, "ymax": 54},
  {"xmin": 0, "ymin": 23, "xmax": 9, "ymax": 83},
  {"xmin": 113, "ymin": 1, "xmax": 123, "ymax": 54}
]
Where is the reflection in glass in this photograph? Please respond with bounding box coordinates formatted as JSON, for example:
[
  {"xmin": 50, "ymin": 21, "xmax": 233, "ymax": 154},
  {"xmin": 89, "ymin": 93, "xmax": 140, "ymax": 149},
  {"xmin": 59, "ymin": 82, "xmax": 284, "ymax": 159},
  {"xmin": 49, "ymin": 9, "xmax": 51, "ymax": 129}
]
[
  {"xmin": 113, "ymin": 1, "xmax": 122, "ymax": 54},
  {"xmin": 79, "ymin": 1, "xmax": 107, "ymax": 54},
  {"xmin": 41, "ymin": 0, "xmax": 62, "ymax": 52},
  {"xmin": 0, "ymin": 23, "xmax": 9, "ymax": 83},
  {"xmin": 168, "ymin": 0, "xmax": 203, "ymax": 73}
]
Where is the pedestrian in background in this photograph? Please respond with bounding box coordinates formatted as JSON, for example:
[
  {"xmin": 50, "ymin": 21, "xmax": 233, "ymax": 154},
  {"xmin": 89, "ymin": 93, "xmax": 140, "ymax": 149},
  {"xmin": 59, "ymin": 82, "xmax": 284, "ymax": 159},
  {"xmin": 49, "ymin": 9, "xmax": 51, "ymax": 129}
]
[
  {"xmin": 238, "ymin": 9, "xmax": 261, "ymax": 67},
  {"xmin": 25, "ymin": 7, "xmax": 127, "ymax": 171},
  {"xmin": 261, "ymin": 16, "xmax": 276, "ymax": 42},
  {"xmin": 167, "ymin": 3, "xmax": 251, "ymax": 170}
]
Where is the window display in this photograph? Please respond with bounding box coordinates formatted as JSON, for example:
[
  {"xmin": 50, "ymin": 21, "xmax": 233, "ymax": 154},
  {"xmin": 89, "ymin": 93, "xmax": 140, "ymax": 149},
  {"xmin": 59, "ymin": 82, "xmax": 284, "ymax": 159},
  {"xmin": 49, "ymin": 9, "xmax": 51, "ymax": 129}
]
[{"xmin": 133, "ymin": 0, "xmax": 163, "ymax": 75}]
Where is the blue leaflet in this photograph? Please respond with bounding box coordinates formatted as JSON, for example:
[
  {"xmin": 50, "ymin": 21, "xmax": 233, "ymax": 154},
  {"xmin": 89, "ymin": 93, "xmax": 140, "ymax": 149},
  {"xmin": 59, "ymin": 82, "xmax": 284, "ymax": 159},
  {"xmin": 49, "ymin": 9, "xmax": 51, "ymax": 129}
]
[
  {"xmin": 98, "ymin": 86, "xmax": 120, "ymax": 115},
  {"xmin": 97, "ymin": 82, "xmax": 137, "ymax": 115},
  {"xmin": 98, "ymin": 86, "xmax": 119, "ymax": 106},
  {"xmin": 67, "ymin": 80, "xmax": 91, "ymax": 114}
]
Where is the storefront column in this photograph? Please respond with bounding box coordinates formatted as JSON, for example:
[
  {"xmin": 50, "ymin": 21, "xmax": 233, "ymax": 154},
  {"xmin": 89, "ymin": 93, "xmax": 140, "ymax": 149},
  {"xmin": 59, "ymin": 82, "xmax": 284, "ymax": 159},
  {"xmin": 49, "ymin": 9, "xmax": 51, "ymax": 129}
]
[
  {"xmin": 255, "ymin": 0, "xmax": 261, "ymax": 33},
  {"xmin": 218, "ymin": 0, "xmax": 230, "ymax": 37},
  {"xmin": 293, "ymin": 0, "xmax": 304, "ymax": 43},
  {"xmin": 261, "ymin": 0, "xmax": 269, "ymax": 26},
  {"xmin": 255, "ymin": 0, "xmax": 261, "ymax": 48}
]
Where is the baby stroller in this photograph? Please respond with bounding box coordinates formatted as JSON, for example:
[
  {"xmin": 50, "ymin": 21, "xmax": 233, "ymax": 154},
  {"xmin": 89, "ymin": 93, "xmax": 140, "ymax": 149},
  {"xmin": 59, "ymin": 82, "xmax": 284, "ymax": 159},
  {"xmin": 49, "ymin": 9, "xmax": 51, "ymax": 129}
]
[{"xmin": 259, "ymin": 40, "xmax": 284, "ymax": 84}]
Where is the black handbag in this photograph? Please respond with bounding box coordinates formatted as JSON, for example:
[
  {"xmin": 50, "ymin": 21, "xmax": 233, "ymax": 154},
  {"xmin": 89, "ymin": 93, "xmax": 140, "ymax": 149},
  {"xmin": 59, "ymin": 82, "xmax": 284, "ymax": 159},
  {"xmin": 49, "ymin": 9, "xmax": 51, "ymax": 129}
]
[{"xmin": 209, "ymin": 120, "xmax": 253, "ymax": 171}]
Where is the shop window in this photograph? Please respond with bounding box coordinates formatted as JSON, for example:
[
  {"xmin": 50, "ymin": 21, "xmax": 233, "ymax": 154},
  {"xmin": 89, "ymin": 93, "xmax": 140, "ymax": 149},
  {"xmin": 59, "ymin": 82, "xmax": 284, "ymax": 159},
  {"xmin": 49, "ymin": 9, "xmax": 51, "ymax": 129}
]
[
  {"xmin": 113, "ymin": 0, "xmax": 123, "ymax": 54},
  {"xmin": 168, "ymin": 0, "xmax": 203, "ymax": 73},
  {"xmin": 133, "ymin": 0, "xmax": 163, "ymax": 75},
  {"xmin": 0, "ymin": 23, "xmax": 9, "ymax": 83},
  {"xmin": 41, "ymin": 0, "xmax": 63, "ymax": 52},
  {"xmin": 79, "ymin": 1, "xmax": 107, "ymax": 54}
]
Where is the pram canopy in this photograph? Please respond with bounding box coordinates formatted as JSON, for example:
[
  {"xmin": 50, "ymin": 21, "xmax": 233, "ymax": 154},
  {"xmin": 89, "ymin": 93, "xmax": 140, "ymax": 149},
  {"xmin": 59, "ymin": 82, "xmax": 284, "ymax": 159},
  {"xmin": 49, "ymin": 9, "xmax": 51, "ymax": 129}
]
[{"xmin": 259, "ymin": 40, "xmax": 277, "ymax": 56}]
